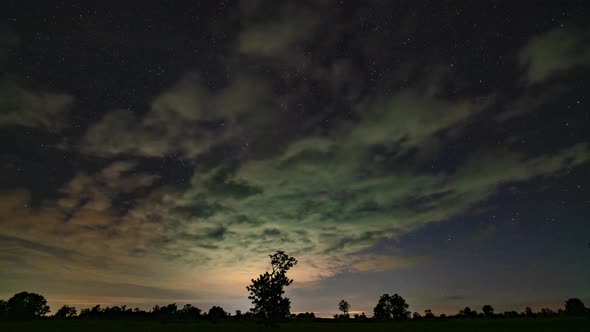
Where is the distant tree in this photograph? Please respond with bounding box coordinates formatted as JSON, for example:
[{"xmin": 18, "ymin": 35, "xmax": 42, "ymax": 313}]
[
  {"xmin": 564, "ymin": 298, "xmax": 586, "ymax": 316},
  {"xmin": 525, "ymin": 306, "xmax": 534, "ymax": 318},
  {"xmin": 5, "ymin": 292, "xmax": 50, "ymax": 319},
  {"xmin": 482, "ymin": 304, "xmax": 494, "ymax": 317},
  {"xmin": 460, "ymin": 307, "xmax": 472, "ymax": 317},
  {"xmin": 234, "ymin": 310, "xmax": 243, "ymax": 320},
  {"xmin": 440, "ymin": 314, "xmax": 447, "ymax": 319},
  {"xmin": 412, "ymin": 311, "xmax": 422, "ymax": 319},
  {"xmin": 54, "ymin": 305, "xmax": 77, "ymax": 318},
  {"xmin": 424, "ymin": 309, "xmax": 435, "ymax": 319},
  {"xmin": 160, "ymin": 303, "xmax": 178, "ymax": 316},
  {"xmin": 207, "ymin": 306, "xmax": 227, "ymax": 320},
  {"xmin": 295, "ymin": 312, "xmax": 315, "ymax": 319},
  {"xmin": 246, "ymin": 251, "xmax": 297, "ymax": 323},
  {"xmin": 180, "ymin": 304, "xmax": 201, "ymax": 319},
  {"xmin": 338, "ymin": 300, "xmax": 350, "ymax": 318},
  {"xmin": 373, "ymin": 293, "xmax": 410, "ymax": 320}
]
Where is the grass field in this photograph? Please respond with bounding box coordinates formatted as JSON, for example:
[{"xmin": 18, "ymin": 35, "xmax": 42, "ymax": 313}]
[{"xmin": 2, "ymin": 318, "xmax": 588, "ymax": 332}]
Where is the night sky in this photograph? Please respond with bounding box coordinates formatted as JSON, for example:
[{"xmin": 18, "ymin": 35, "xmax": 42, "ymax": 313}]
[{"xmin": 1, "ymin": 1, "xmax": 589, "ymax": 317}]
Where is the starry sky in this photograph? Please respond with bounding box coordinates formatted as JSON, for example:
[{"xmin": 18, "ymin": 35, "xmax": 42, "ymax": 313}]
[{"xmin": 1, "ymin": 1, "xmax": 589, "ymax": 317}]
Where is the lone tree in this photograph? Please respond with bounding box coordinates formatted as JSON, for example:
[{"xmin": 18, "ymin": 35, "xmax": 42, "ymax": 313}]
[
  {"xmin": 247, "ymin": 251, "xmax": 297, "ymax": 323},
  {"xmin": 482, "ymin": 304, "xmax": 494, "ymax": 317},
  {"xmin": 373, "ymin": 293, "xmax": 410, "ymax": 320},
  {"xmin": 338, "ymin": 300, "xmax": 350, "ymax": 318}
]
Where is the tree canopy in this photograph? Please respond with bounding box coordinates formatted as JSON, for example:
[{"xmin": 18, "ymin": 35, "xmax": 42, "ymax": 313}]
[
  {"xmin": 4, "ymin": 292, "xmax": 50, "ymax": 319},
  {"xmin": 373, "ymin": 293, "xmax": 410, "ymax": 320}
]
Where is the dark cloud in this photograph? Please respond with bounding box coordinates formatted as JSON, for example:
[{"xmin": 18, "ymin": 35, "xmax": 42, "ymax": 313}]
[
  {"xmin": 0, "ymin": 29, "xmax": 74, "ymax": 131},
  {"xmin": 519, "ymin": 26, "xmax": 590, "ymax": 84}
]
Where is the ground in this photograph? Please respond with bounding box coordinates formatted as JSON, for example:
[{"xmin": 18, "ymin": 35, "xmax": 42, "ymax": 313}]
[{"xmin": 1, "ymin": 318, "xmax": 589, "ymax": 331}]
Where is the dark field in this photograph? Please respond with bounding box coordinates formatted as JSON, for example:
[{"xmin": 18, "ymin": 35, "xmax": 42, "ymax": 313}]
[{"xmin": 2, "ymin": 318, "xmax": 589, "ymax": 332}]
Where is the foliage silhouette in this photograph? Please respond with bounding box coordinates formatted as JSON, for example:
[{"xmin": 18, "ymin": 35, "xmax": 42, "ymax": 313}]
[
  {"xmin": 54, "ymin": 305, "xmax": 77, "ymax": 318},
  {"xmin": 246, "ymin": 250, "xmax": 297, "ymax": 323},
  {"xmin": 0, "ymin": 281, "xmax": 587, "ymax": 324},
  {"xmin": 482, "ymin": 304, "xmax": 494, "ymax": 317},
  {"xmin": 460, "ymin": 306, "xmax": 478, "ymax": 317},
  {"xmin": 293, "ymin": 312, "xmax": 315, "ymax": 320},
  {"xmin": 338, "ymin": 300, "xmax": 350, "ymax": 319},
  {"xmin": 179, "ymin": 304, "xmax": 202, "ymax": 319},
  {"xmin": 207, "ymin": 306, "xmax": 228, "ymax": 320},
  {"xmin": 565, "ymin": 298, "xmax": 586, "ymax": 316},
  {"xmin": 3, "ymin": 292, "xmax": 50, "ymax": 319},
  {"xmin": 373, "ymin": 293, "xmax": 410, "ymax": 320},
  {"xmin": 353, "ymin": 312, "xmax": 368, "ymax": 319}
]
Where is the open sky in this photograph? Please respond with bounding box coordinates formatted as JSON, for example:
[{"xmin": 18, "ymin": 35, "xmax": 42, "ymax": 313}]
[{"xmin": 1, "ymin": 1, "xmax": 589, "ymax": 317}]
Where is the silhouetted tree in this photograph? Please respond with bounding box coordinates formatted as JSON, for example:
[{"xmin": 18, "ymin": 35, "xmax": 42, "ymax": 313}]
[
  {"xmin": 207, "ymin": 306, "xmax": 227, "ymax": 320},
  {"xmin": 524, "ymin": 306, "xmax": 534, "ymax": 318},
  {"xmin": 424, "ymin": 309, "xmax": 435, "ymax": 319},
  {"xmin": 246, "ymin": 251, "xmax": 297, "ymax": 323},
  {"xmin": 373, "ymin": 293, "xmax": 410, "ymax": 320},
  {"xmin": 295, "ymin": 312, "xmax": 315, "ymax": 320},
  {"xmin": 234, "ymin": 310, "xmax": 243, "ymax": 320},
  {"xmin": 5, "ymin": 292, "xmax": 50, "ymax": 319},
  {"xmin": 179, "ymin": 304, "xmax": 201, "ymax": 319},
  {"xmin": 460, "ymin": 306, "xmax": 479, "ymax": 318},
  {"xmin": 54, "ymin": 305, "xmax": 77, "ymax": 318},
  {"xmin": 354, "ymin": 312, "xmax": 367, "ymax": 319},
  {"xmin": 412, "ymin": 311, "xmax": 422, "ymax": 319},
  {"xmin": 338, "ymin": 300, "xmax": 350, "ymax": 318},
  {"xmin": 482, "ymin": 304, "xmax": 494, "ymax": 317},
  {"xmin": 564, "ymin": 298, "xmax": 586, "ymax": 316}
]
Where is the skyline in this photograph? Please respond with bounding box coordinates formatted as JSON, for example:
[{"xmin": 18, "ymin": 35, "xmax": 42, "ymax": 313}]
[{"xmin": 1, "ymin": 1, "xmax": 589, "ymax": 317}]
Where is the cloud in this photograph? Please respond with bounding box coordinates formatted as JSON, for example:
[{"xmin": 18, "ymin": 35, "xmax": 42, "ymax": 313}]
[
  {"xmin": 57, "ymin": 161, "xmax": 159, "ymax": 225},
  {"xmin": 519, "ymin": 26, "xmax": 590, "ymax": 84},
  {"xmin": 80, "ymin": 73, "xmax": 277, "ymax": 158},
  {"xmin": 350, "ymin": 255, "xmax": 429, "ymax": 272},
  {"xmin": 238, "ymin": 5, "xmax": 319, "ymax": 56},
  {"xmin": 0, "ymin": 80, "xmax": 74, "ymax": 131},
  {"xmin": 0, "ymin": 30, "xmax": 74, "ymax": 131}
]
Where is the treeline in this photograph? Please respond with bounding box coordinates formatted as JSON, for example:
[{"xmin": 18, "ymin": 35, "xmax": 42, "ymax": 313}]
[{"xmin": 0, "ymin": 291, "xmax": 588, "ymax": 321}]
